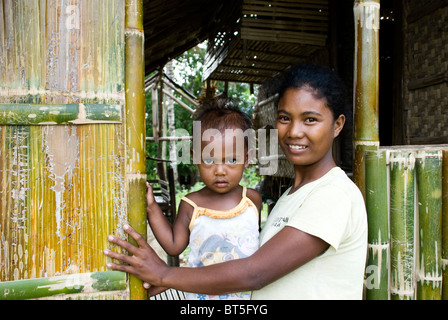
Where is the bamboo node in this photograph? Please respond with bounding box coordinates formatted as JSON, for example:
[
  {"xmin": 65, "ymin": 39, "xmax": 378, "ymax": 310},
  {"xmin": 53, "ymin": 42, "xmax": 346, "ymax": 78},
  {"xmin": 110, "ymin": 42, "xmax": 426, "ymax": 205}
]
[
  {"xmin": 126, "ymin": 173, "xmax": 147, "ymax": 181},
  {"xmin": 354, "ymin": 140, "xmax": 380, "ymax": 147}
]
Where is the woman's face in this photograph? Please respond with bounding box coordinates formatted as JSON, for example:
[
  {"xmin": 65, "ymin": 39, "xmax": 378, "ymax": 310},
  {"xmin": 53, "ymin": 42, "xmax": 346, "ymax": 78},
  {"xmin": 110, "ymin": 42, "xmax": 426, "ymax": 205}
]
[{"xmin": 275, "ymin": 87, "xmax": 345, "ymax": 169}]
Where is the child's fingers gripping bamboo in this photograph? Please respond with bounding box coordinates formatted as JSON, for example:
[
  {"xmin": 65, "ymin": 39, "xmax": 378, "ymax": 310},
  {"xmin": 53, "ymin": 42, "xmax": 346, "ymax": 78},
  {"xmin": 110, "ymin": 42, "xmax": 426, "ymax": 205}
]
[{"xmin": 146, "ymin": 181, "xmax": 156, "ymax": 208}]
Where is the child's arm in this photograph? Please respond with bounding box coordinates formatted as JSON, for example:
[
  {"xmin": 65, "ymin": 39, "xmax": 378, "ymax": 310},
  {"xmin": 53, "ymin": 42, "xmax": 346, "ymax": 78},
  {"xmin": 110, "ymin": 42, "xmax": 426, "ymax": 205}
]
[
  {"xmin": 146, "ymin": 183, "xmax": 191, "ymax": 256},
  {"xmin": 246, "ymin": 188, "xmax": 263, "ymax": 226}
]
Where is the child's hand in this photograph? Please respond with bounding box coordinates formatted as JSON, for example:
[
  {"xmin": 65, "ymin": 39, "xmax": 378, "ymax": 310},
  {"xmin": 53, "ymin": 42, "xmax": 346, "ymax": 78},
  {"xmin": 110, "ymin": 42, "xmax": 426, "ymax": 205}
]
[{"xmin": 146, "ymin": 182, "xmax": 156, "ymax": 207}]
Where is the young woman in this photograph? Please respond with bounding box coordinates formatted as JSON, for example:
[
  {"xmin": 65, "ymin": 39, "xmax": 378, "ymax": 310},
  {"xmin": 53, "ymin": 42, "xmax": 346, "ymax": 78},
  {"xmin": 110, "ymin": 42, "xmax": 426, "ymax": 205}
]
[{"xmin": 104, "ymin": 64, "xmax": 368, "ymax": 299}]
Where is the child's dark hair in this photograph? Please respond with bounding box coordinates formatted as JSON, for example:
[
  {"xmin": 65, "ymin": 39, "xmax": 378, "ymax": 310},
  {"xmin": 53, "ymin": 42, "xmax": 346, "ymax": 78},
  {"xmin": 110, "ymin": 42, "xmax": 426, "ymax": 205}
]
[
  {"xmin": 194, "ymin": 95, "xmax": 252, "ymax": 133},
  {"xmin": 277, "ymin": 64, "xmax": 348, "ymax": 119}
]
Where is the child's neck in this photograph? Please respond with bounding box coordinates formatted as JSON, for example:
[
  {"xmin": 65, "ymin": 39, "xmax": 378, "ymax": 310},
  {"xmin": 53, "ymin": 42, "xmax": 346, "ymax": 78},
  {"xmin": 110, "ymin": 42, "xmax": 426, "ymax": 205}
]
[{"xmin": 198, "ymin": 185, "xmax": 243, "ymax": 211}]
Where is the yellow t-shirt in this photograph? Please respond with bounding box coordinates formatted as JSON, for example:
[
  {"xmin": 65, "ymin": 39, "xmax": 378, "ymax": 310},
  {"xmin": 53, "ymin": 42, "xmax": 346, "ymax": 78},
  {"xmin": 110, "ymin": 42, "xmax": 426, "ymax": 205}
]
[{"xmin": 251, "ymin": 167, "xmax": 367, "ymax": 300}]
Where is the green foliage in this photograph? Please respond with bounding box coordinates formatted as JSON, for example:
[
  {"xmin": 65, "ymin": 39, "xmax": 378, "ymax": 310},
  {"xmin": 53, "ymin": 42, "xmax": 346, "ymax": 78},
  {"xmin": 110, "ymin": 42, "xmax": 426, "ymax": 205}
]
[{"xmin": 241, "ymin": 165, "xmax": 261, "ymax": 188}]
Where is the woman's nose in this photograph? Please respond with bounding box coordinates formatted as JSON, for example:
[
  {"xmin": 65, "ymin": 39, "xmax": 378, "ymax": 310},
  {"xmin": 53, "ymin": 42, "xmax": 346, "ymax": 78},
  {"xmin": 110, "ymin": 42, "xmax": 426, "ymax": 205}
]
[{"xmin": 288, "ymin": 121, "xmax": 305, "ymax": 139}]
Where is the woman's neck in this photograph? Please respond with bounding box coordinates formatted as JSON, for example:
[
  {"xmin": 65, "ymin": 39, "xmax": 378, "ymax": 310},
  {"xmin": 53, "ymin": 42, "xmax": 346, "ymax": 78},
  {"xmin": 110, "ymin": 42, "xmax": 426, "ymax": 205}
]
[{"xmin": 290, "ymin": 159, "xmax": 336, "ymax": 194}]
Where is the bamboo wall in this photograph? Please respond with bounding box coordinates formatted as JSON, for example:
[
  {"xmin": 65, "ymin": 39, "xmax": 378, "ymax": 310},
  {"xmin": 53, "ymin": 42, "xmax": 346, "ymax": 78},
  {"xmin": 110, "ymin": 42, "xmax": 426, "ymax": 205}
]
[
  {"xmin": 0, "ymin": 0, "xmax": 131, "ymax": 299},
  {"xmin": 364, "ymin": 146, "xmax": 448, "ymax": 300},
  {"xmin": 402, "ymin": 2, "xmax": 448, "ymax": 144}
]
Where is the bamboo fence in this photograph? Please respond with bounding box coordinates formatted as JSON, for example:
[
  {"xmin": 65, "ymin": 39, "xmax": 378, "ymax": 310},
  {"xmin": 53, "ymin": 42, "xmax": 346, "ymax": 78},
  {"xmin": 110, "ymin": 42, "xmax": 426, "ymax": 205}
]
[
  {"xmin": 364, "ymin": 150, "xmax": 389, "ymax": 299},
  {"xmin": 364, "ymin": 146, "xmax": 448, "ymax": 300},
  {"xmin": 389, "ymin": 151, "xmax": 415, "ymax": 300},
  {"xmin": 0, "ymin": 0, "xmax": 146, "ymax": 300}
]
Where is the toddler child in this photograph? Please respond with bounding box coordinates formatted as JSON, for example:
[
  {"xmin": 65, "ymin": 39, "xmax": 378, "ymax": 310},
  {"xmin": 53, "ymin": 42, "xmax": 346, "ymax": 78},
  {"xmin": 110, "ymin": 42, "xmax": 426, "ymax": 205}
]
[{"xmin": 146, "ymin": 97, "xmax": 262, "ymax": 300}]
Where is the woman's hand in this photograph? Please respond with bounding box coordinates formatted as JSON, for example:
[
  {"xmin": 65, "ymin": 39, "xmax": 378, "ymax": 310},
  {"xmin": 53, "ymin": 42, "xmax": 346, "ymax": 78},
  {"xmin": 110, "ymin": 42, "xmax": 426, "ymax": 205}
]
[{"xmin": 103, "ymin": 224, "xmax": 169, "ymax": 288}]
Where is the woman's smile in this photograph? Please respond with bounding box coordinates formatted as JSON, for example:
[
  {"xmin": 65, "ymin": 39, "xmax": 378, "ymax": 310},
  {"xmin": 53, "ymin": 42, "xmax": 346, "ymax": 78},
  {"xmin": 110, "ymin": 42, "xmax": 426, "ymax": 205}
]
[{"xmin": 287, "ymin": 144, "xmax": 308, "ymax": 151}]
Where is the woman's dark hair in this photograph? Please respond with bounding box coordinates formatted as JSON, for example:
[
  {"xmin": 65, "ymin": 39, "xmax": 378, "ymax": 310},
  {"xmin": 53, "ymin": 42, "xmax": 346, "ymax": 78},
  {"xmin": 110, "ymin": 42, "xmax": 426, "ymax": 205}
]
[
  {"xmin": 193, "ymin": 95, "xmax": 252, "ymax": 133},
  {"xmin": 277, "ymin": 64, "xmax": 348, "ymax": 119}
]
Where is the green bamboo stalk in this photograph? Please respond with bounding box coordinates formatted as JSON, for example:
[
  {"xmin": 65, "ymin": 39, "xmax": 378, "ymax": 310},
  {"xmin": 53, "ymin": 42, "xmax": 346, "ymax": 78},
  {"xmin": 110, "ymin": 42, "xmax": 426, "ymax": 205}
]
[
  {"xmin": 0, "ymin": 104, "xmax": 122, "ymax": 125},
  {"xmin": 352, "ymin": 0, "xmax": 380, "ymax": 189},
  {"xmin": 415, "ymin": 150, "xmax": 443, "ymax": 300},
  {"xmin": 442, "ymin": 149, "xmax": 448, "ymax": 300},
  {"xmin": 125, "ymin": 0, "xmax": 147, "ymax": 300},
  {"xmin": 0, "ymin": 271, "xmax": 126, "ymax": 300},
  {"xmin": 389, "ymin": 151, "xmax": 415, "ymax": 300},
  {"xmin": 364, "ymin": 149, "xmax": 389, "ymax": 299}
]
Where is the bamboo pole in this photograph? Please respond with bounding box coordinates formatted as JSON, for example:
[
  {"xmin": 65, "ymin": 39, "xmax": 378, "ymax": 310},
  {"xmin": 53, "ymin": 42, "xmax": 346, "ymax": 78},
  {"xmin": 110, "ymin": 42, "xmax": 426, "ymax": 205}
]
[
  {"xmin": 0, "ymin": 104, "xmax": 122, "ymax": 125},
  {"xmin": 389, "ymin": 151, "xmax": 415, "ymax": 300},
  {"xmin": 415, "ymin": 150, "xmax": 443, "ymax": 299},
  {"xmin": 442, "ymin": 149, "xmax": 448, "ymax": 299},
  {"xmin": 161, "ymin": 77, "xmax": 199, "ymax": 108},
  {"xmin": 364, "ymin": 150, "xmax": 389, "ymax": 299},
  {"xmin": 0, "ymin": 271, "xmax": 126, "ymax": 300},
  {"xmin": 352, "ymin": 0, "xmax": 380, "ymax": 192},
  {"xmin": 162, "ymin": 88, "xmax": 195, "ymax": 114},
  {"xmin": 125, "ymin": 0, "xmax": 147, "ymax": 300}
]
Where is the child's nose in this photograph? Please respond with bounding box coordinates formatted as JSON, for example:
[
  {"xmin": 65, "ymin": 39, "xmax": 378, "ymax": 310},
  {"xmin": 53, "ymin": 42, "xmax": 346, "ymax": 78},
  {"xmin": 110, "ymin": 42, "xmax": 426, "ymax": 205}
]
[{"xmin": 214, "ymin": 164, "xmax": 226, "ymax": 175}]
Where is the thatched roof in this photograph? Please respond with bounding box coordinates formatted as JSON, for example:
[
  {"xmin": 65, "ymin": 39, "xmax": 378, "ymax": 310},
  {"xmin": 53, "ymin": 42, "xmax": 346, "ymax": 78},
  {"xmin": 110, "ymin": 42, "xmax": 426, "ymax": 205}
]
[
  {"xmin": 143, "ymin": 0, "xmax": 330, "ymax": 84},
  {"xmin": 143, "ymin": 0, "xmax": 238, "ymax": 75},
  {"xmin": 203, "ymin": 0, "xmax": 330, "ymax": 84}
]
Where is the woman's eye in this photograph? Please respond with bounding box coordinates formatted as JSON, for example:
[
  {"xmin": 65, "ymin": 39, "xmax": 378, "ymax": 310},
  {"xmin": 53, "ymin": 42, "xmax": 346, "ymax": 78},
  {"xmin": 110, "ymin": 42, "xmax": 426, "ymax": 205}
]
[
  {"xmin": 203, "ymin": 159, "xmax": 214, "ymax": 165},
  {"xmin": 277, "ymin": 115, "xmax": 289, "ymax": 122},
  {"xmin": 305, "ymin": 117, "xmax": 317, "ymax": 123}
]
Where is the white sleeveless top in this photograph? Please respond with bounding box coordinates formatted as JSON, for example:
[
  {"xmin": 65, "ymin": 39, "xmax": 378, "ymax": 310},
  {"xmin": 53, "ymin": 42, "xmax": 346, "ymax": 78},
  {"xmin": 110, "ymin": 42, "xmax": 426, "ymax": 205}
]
[{"xmin": 181, "ymin": 186, "xmax": 259, "ymax": 300}]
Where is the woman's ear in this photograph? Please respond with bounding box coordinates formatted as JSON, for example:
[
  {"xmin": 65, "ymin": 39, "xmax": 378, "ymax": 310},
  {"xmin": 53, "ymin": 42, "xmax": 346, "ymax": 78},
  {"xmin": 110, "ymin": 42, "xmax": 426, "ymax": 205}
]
[{"xmin": 333, "ymin": 114, "xmax": 345, "ymax": 138}]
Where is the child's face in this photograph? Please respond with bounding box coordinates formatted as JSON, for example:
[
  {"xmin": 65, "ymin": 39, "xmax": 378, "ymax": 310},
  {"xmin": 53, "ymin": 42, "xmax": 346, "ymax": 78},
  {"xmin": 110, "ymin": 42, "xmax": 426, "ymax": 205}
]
[
  {"xmin": 197, "ymin": 131, "xmax": 248, "ymax": 194},
  {"xmin": 276, "ymin": 87, "xmax": 345, "ymax": 168}
]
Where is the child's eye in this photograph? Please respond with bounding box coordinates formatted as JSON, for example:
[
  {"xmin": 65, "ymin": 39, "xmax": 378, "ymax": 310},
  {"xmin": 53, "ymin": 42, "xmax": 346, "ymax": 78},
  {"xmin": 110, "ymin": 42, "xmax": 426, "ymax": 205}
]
[
  {"xmin": 226, "ymin": 158, "xmax": 237, "ymax": 165},
  {"xmin": 203, "ymin": 158, "xmax": 214, "ymax": 165}
]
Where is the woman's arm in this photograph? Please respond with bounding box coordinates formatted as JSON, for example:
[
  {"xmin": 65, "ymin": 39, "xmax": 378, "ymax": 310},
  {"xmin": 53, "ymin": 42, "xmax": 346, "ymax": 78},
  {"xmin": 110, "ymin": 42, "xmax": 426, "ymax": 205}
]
[
  {"xmin": 146, "ymin": 183, "xmax": 191, "ymax": 256},
  {"xmin": 104, "ymin": 224, "xmax": 329, "ymax": 295}
]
